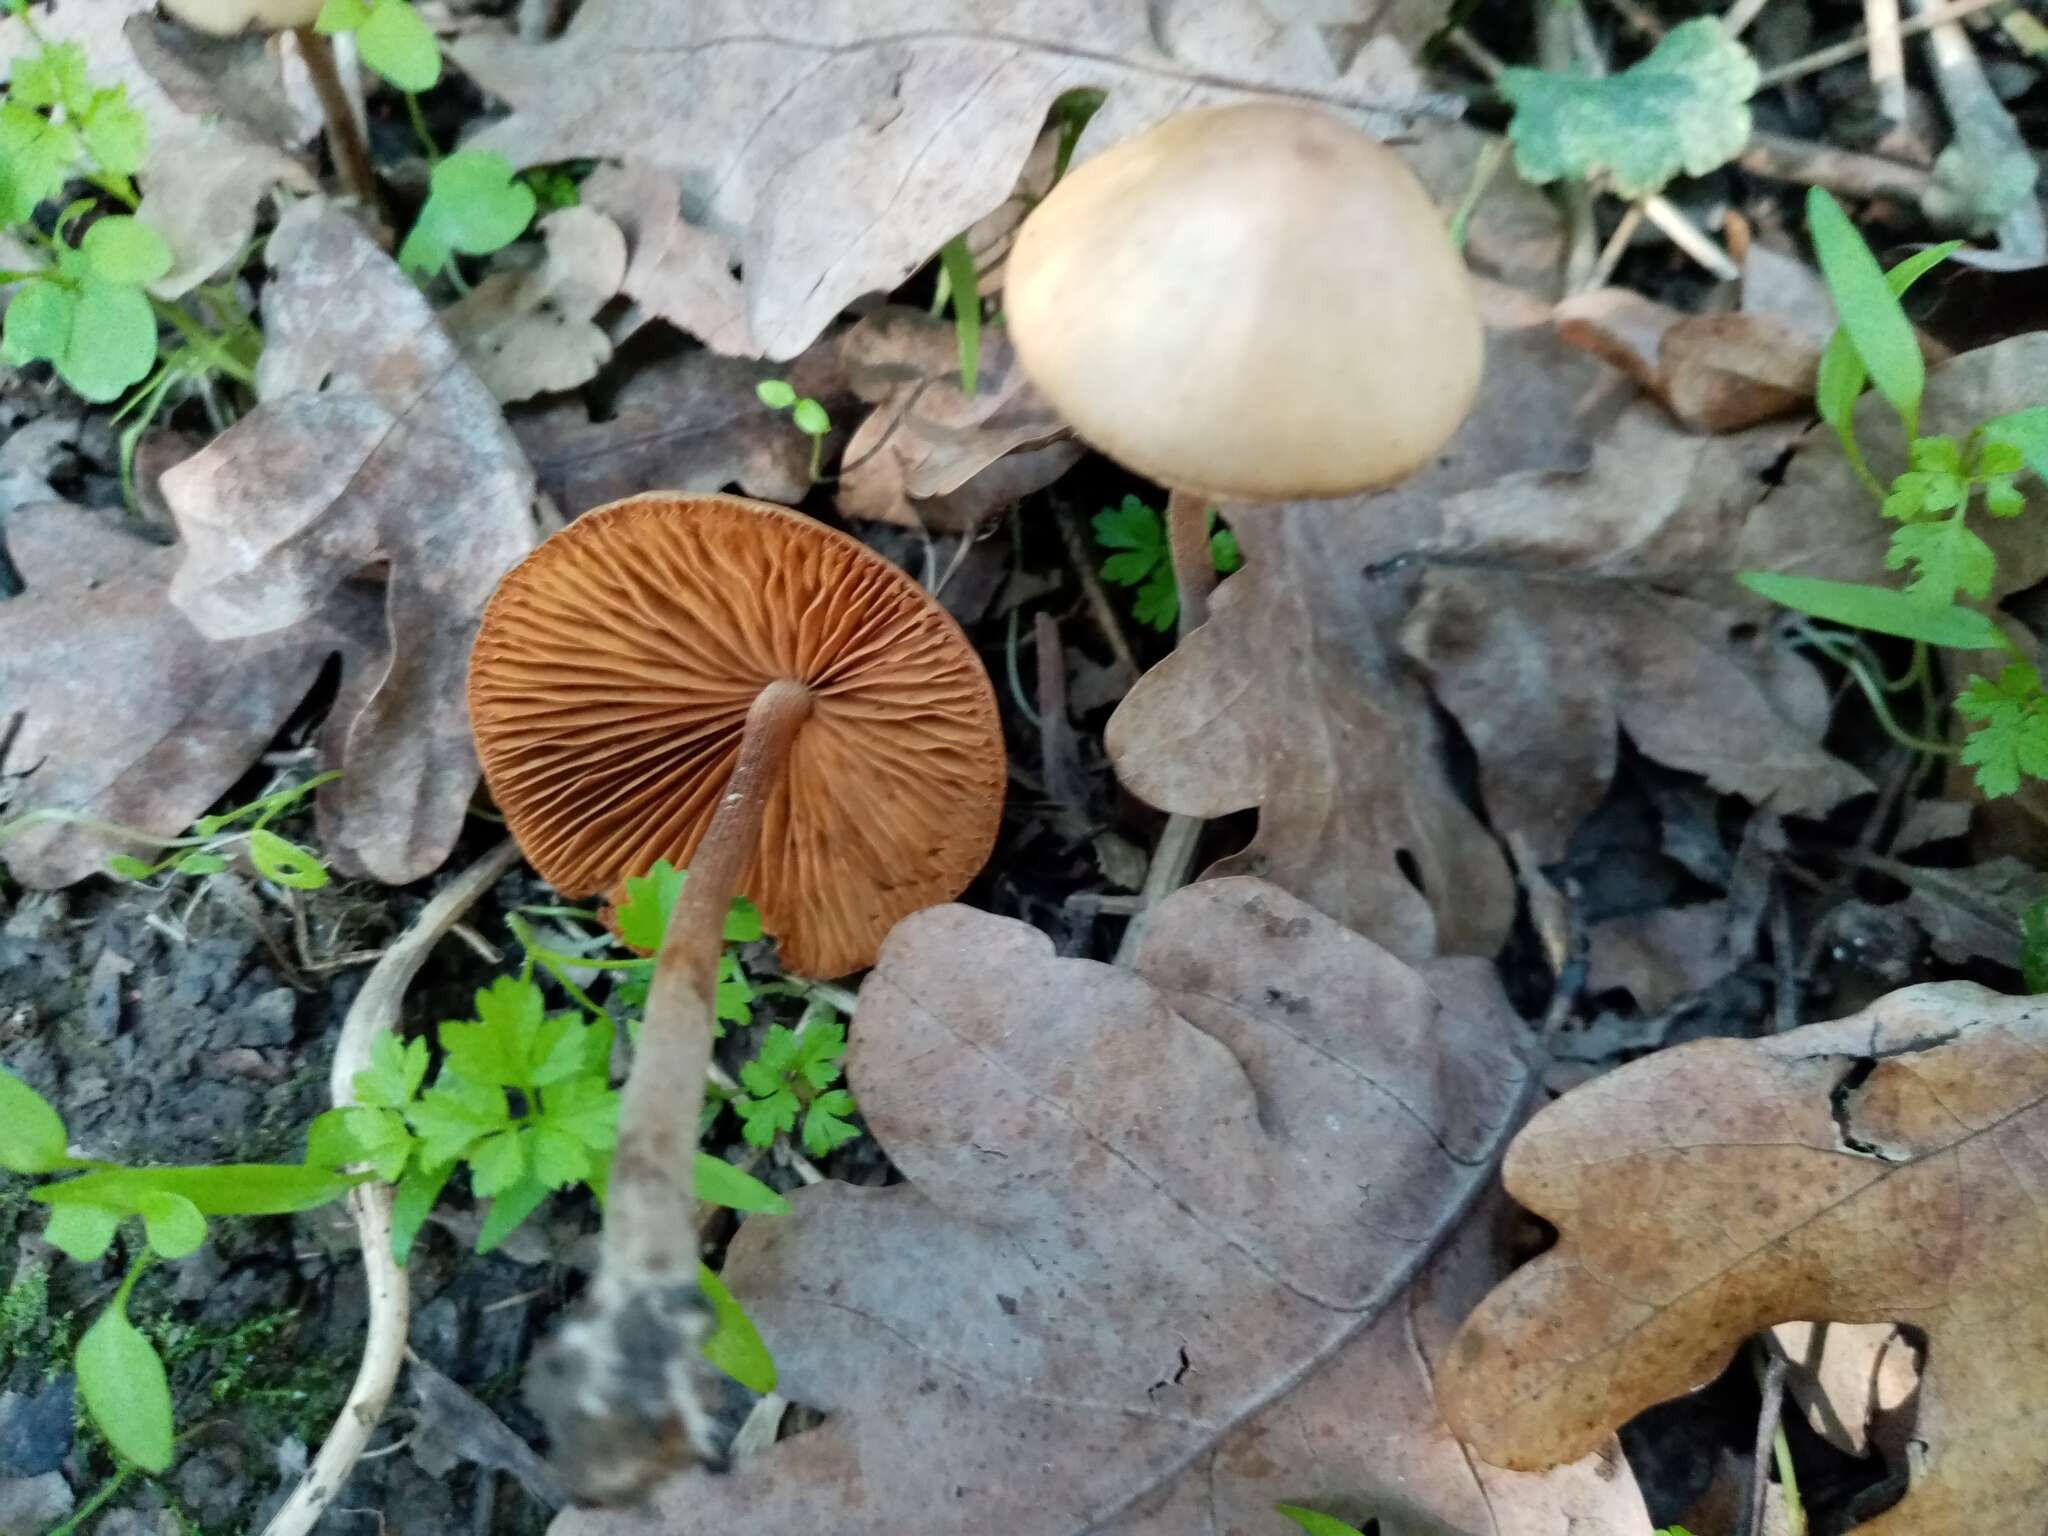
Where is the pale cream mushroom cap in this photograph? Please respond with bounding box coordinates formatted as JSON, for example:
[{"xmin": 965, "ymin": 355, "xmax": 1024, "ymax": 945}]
[
  {"xmin": 159, "ymin": 0, "xmax": 325, "ymax": 34},
  {"xmin": 1004, "ymin": 101, "xmax": 1484, "ymax": 501}
]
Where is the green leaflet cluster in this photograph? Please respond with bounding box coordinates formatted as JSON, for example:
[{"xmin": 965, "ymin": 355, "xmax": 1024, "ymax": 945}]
[{"xmin": 1093, "ymin": 494, "xmax": 1244, "ymax": 632}]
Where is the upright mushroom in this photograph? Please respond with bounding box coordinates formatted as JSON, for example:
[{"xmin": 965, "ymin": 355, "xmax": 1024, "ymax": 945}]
[
  {"xmin": 1003, "ymin": 100, "xmax": 1484, "ymax": 634},
  {"xmin": 160, "ymin": 0, "xmax": 380, "ymax": 212},
  {"xmin": 468, "ymin": 491, "xmax": 1003, "ymax": 1501}
]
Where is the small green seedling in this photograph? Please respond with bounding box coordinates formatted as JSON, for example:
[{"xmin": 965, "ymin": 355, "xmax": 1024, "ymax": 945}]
[
  {"xmin": 1, "ymin": 1068, "xmax": 360, "ymax": 1471},
  {"xmin": 398, "ymin": 148, "xmax": 538, "ymax": 277},
  {"xmin": 756, "ymin": 377, "xmax": 834, "ymax": 480},
  {"xmin": 1275, "ymin": 1504, "xmax": 1367, "ymax": 1535},
  {"xmin": 1742, "ymin": 189, "xmax": 2048, "ymax": 797},
  {"xmin": 314, "ymin": 0, "xmax": 440, "ymax": 92},
  {"xmin": 728, "ymin": 1006, "xmax": 860, "ymax": 1157},
  {"xmin": 3, "ymin": 212, "xmax": 170, "ymax": 402},
  {"xmin": 1093, "ymin": 494, "xmax": 1243, "ymax": 632}
]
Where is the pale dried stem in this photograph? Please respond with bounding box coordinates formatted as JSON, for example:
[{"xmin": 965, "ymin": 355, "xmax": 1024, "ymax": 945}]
[
  {"xmin": 293, "ymin": 29, "xmax": 380, "ymax": 214},
  {"xmin": 1052, "ymin": 505, "xmax": 1142, "ymax": 681},
  {"xmin": 1112, "ymin": 811, "xmax": 1204, "ymax": 967},
  {"xmin": 530, "ymin": 679, "xmax": 813, "ymax": 1505},
  {"xmin": 1739, "ymin": 130, "xmax": 1936, "ymax": 200},
  {"xmin": 1862, "ymin": 0, "xmax": 1912, "ymax": 128},
  {"xmin": 260, "ymin": 838, "xmax": 522, "ymax": 1536},
  {"xmin": 1722, "ymin": 0, "xmax": 1774, "ymax": 38},
  {"xmin": 1584, "ymin": 200, "xmax": 1648, "ymax": 291},
  {"xmin": 1756, "ymin": 0, "xmax": 2010, "ymax": 87},
  {"xmin": 1639, "ymin": 195, "xmax": 1740, "ymax": 279}
]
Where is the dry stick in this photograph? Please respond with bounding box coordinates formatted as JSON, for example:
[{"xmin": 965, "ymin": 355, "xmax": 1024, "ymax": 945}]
[
  {"xmin": 530, "ymin": 680, "xmax": 814, "ymax": 1506},
  {"xmin": 1739, "ymin": 129, "xmax": 1937, "ymax": 200},
  {"xmin": 1722, "ymin": 0, "xmax": 1774, "ymax": 38},
  {"xmin": 1583, "ymin": 199, "xmax": 1648, "ymax": 290},
  {"xmin": 1745, "ymin": 1347, "xmax": 1792, "ymax": 1536},
  {"xmin": 294, "ymin": 29, "xmax": 380, "ymax": 214},
  {"xmin": 260, "ymin": 838, "xmax": 522, "ymax": 1536},
  {"xmin": 1051, "ymin": 505, "xmax": 1142, "ymax": 680},
  {"xmin": 1164, "ymin": 488, "xmax": 1215, "ymax": 639},
  {"xmin": 1757, "ymin": 0, "xmax": 2011, "ymax": 86},
  {"xmin": 1862, "ymin": 0, "xmax": 1913, "ymax": 130}
]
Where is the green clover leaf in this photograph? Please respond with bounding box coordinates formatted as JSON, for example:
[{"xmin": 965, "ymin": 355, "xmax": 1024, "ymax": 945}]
[{"xmin": 398, "ymin": 149, "xmax": 535, "ymax": 274}]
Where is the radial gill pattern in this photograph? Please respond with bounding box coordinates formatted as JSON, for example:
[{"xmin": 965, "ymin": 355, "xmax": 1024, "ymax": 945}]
[{"xmin": 468, "ymin": 493, "xmax": 1004, "ymax": 978}]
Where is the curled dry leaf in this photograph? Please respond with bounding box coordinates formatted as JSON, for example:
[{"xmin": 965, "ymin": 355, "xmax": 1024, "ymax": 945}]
[
  {"xmin": 160, "ymin": 206, "xmax": 541, "ymax": 884},
  {"xmin": 0, "ymin": 504, "xmax": 373, "ymax": 885},
  {"xmin": 1554, "ymin": 288, "xmax": 1822, "ymax": 433},
  {"xmin": 510, "ymin": 343, "xmax": 853, "ymax": 516},
  {"xmin": 0, "ymin": 2, "xmax": 313, "ymax": 295},
  {"xmin": 1586, "ymin": 903, "xmax": 1735, "ymax": 1015},
  {"xmin": 453, "ymin": 0, "xmax": 1441, "ymax": 359},
  {"xmin": 580, "ymin": 161, "xmax": 755, "ymax": 357},
  {"xmin": 1403, "ymin": 405, "xmax": 1872, "ymax": 866},
  {"xmin": 442, "ymin": 207, "xmax": 630, "ymax": 403},
  {"xmin": 834, "ymin": 307, "xmax": 1081, "ymax": 533},
  {"xmin": 552, "ymin": 878, "xmax": 1654, "ymax": 1536},
  {"xmin": 1104, "ymin": 314, "xmax": 1609, "ymax": 961},
  {"xmin": 1441, "ymin": 980, "xmax": 2048, "ymax": 1535}
]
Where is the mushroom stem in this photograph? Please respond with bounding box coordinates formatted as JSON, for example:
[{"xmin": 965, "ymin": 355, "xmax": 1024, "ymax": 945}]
[
  {"xmin": 527, "ymin": 677, "xmax": 814, "ymax": 1506},
  {"xmin": 1165, "ymin": 488, "xmax": 1214, "ymax": 639},
  {"xmin": 293, "ymin": 28, "xmax": 381, "ymax": 214}
]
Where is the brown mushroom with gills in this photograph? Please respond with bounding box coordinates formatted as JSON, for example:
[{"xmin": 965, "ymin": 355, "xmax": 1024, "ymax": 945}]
[
  {"xmin": 1003, "ymin": 100, "xmax": 1484, "ymax": 635},
  {"xmin": 468, "ymin": 491, "xmax": 1004, "ymax": 1502},
  {"xmin": 159, "ymin": 0, "xmax": 380, "ymax": 211}
]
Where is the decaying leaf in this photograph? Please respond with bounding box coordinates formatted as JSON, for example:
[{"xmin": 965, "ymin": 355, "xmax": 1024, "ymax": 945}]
[
  {"xmin": 552, "ymin": 879, "xmax": 1653, "ymax": 1536},
  {"xmin": 453, "ymin": 0, "xmax": 1442, "ymax": 359},
  {"xmin": 580, "ymin": 161, "xmax": 755, "ymax": 356},
  {"xmin": 1555, "ymin": 288, "xmax": 1822, "ymax": 433},
  {"xmin": 1403, "ymin": 405, "xmax": 1872, "ymax": 866},
  {"xmin": 0, "ymin": 504, "xmax": 370, "ymax": 885},
  {"xmin": 834, "ymin": 307, "xmax": 1080, "ymax": 532},
  {"xmin": 1103, "ymin": 314, "xmax": 1612, "ymax": 961},
  {"xmin": 1441, "ymin": 980, "xmax": 2048, "ymax": 1535},
  {"xmin": 1884, "ymin": 854, "xmax": 2048, "ymax": 971},
  {"xmin": 1586, "ymin": 903, "xmax": 1735, "ymax": 1014},
  {"xmin": 511, "ymin": 344, "xmax": 853, "ymax": 516},
  {"xmin": 0, "ymin": 2, "xmax": 314, "ymax": 295},
  {"xmin": 160, "ymin": 206, "xmax": 542, "ymax": 884},
  {"xmin": 442, "ymin": 207, "xmax": 629, "ymax": 403}
]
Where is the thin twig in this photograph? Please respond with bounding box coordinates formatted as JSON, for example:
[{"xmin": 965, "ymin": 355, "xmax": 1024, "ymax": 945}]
[
  {"xmin": 1112, "ymin": 812, "xmax": 1204, "ymax": 966},
  {"xmin": 1862, "ymin": 0, "xmax": 1912, "ymax": 129},
  {"xmin": 1052, "ymin": 505, "xmax": 1142, "ymax": 680},
  {"xmin": 1757, "ymin": 0, "xmax": 2011, "ymax": 87},
  {"xmin": 1722, "ymin": 0, "xmax": 1775, "ymax": 38},
  {"xmin": 260, "ymin": 839, "xmax": 522, "ymax": 1536},
  {"xmin": 294, "ymin": 29, "xmax": 381, "ymax": 215},
  {"xmin": 1639, "ymin": 195, "xmax": 1741, "ymax": 279},
  {"xmin": 1746, "ymin": 1347, "xmax": 1791, "ymax": 1536},
  {"xmin": 1584, "ymin": 200, "xmax": 1648, "ymax": 290},
  {"xmin": 1739, "ymin": 130, "xmax": 1937, "ymax": 200}
]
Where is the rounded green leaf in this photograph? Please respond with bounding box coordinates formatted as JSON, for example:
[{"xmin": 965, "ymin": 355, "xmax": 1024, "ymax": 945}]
[
  {"xmin": 107, "ymin": 853, "xmax": 159, "ymax": 880},
  {"xmin": 755, "ymin": 378, "xmax": 797, "ymax": 409},
  {"xmin": 356, "ymin": 0, "xmax": 441, "ymax": 90},
  {"xmin": 137, "ymin": 1190, "xmax": 208, "ymax": 1259},
  {"xmin": 791, "ymin": 398, "xmax": 830, "ymax": 436},
  {"xmin": 79, "ymin": 216, "xmax": 172, "ymax": 287},
  {"xmin": 247, "ymin": 829, "xmax": 330, "ymax": 890},
  {"xmin": 173, "ymin": 850, "xmax": 228, "ymax": 876},
  {"xmin": 315, "ymin": 0, "xmax": 371, "ymax": 30},
  {"xmin": 1275, "ymin": 1507, "xmax": 1369, "ymax": 1536},
  {"xmin": 60, "ymin": 280, "xmax": 158, "ymax": 403},
  {"xmin": 44, "ymin": 1203, "xmax": 121, "ymax": 1263},
  {"xmin": 77, "ymin": 1302, "xmax": 174, "ymax": 1471},
  {"xmin": 0, "ymin": 1068, "xmax": 69, "ymax": 1173},
  {"xmin": 1, "ymin": 278, "xmax": 75, "ymax": 367}
]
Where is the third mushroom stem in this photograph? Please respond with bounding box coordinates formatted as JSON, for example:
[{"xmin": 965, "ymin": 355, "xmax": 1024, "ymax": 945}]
[
  {"xmin": 527, "ymin": 678, "xmax": 816, "ymax": 1505},
  {"xmin": 1165, "ymin": 488, "xmax": 1215, "ymax": 640}
]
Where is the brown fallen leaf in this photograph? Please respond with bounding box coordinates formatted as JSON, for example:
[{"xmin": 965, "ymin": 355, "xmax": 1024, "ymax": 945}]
[
  {"xmin": 1440, "ymin": 980, "xmax": 2048, "ymax": 1535},
  {"xmin": 160, "ymin": 205, "xmax": 542, "ymax": 884},
  {"xmin": 1401, "ymin": 404, "xmax": 1872, "ymax": 866},
  {"xmin": 579, "ymin": 162, "xmax": 755, "ymax": 357},
  {"xmin": 1587, "ymin": 903, "xmax": 1735, "ymax": 1014},
  {"xmin": 0, "ymin": 504, "xmax": 366, "ymax": 886},
  {"xmin": 1555, "ymin": 288, "xmax": 1822, "ymax": 433},
  {"xmin": 442, "ymin": 207, "xmax": 629, "ymax": 403},
  {"xmin": 834, "ymin": 306, "xmax": 1080, "ymax": 532},
  {"xmin": 452, "ymin": 0, "xmax": 1441, "ymax": 358},
  {"xmin": 0, "ymin": 3, "xmax": 314, "ymax": 295},
  {"xmin": 511, "ymin": 343, "xmax": 852, "ymax": 516},
  {"xmin": 1879, "ymin": 854, "xmax": 2048, "ymax": 971},
  {"xmin": 1103, "ymin": 316, "xmax": 1612, "ymax": 961},
  {"xmin": 551, "ymin": 878, "xmax": 1653, "ymax": 1535}
]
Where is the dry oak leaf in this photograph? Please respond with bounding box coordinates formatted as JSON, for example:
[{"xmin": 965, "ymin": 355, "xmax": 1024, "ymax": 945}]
[
  {"xmin": 1554, "ymin": 287, "xmax": 1822, "ymax": 434},
  {"xmin": 553, "ymin": 877, "xmax": 1654, "ymax": 1536},
  {"xmin": 161, "ymin": 206, "xmax": 542, "ymax": 884},
  {"xmin": 579, "ymin": 161, "xmax": 756, "ymax": 357},
  {"xmin": 452, "ymin": 0, "xmax": 1441, "ymax": 360},
  {"xmin": 1441, "ymin": 980, "xmax": 2048, "ymax": 1536},
  {"xmin": 0, "ymin": 503, "xmax": 365, "ymax": 885},
  {"xmin": 833, "ymin": 306, "xmax": 1081, "ymax": 532},
  {"xmin": 1103, "ymin": 315, "xmax": 1613, "ymax": 963},
  {"xmin": 510, "ymin": 342, "xmax": 853, "ymax": 517},
  {"xmin": 0, "ymin": 3, "xmax": 313, "ymax": 296},
  {"xmin": 442, "ymin": 206, "xmax": 630, "ymax": 404},
  {"xmin": 1402, "ymin": 403, "xmax": 1872, "ymax": 867}
]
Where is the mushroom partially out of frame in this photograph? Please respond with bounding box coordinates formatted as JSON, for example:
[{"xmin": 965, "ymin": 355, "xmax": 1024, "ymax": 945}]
[
  {"xmin": 468, "ymin": 491, "xmax": 1004, "ymax": 1501},
  {"xmin": 1004, "ymin": 100, "xmax": 1484, "ymax": 634},
  {"xmin": 159, "ymin": 0, "xmax": 380, "ymax": 212}
]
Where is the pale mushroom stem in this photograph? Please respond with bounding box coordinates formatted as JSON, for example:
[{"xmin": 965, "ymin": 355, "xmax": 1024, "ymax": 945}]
[
  {"xmin": 1165, "ymin": 488, "xmax": 1214, "ymax": 639},
  {"xmin": 293, "ymin": 28, "xmax": 381, "ymax": 214},
  {"xmin": 528, "ymin": 677, "xmax": 814, "ymax": 1505}
]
